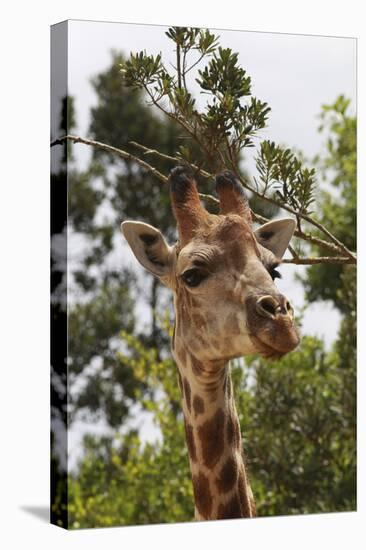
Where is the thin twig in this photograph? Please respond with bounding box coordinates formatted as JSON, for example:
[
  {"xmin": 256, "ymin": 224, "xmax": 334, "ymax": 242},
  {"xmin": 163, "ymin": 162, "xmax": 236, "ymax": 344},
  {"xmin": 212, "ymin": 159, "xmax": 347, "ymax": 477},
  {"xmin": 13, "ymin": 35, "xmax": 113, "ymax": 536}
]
[
  {"xmin": 282, "ymin": 256, "xmax": 354, "ymax": 265},
  {"xmin": 198, "ymin": 193, "xmax": 219, "ymax": 206},
  {"xmin": 301, "ymin": 212, "xmax": 356, "ymax": 260},
  {"xmin": 287, "ymin": 245, "xmax": 299, "ymax": 259},
  {"xmin": 51, "ymin": 135, "xmax": 168, "ymax": 183},
  {"xmin": 129, "ymin": 141, "xmax": 212, "ymax": 178},
  {"xmin": 130, "ymin": 141, "xmax": 182, "ymax": 164},
  {"xmin": 185, "ymin": 52, "xmax": 206, "ymax": 75}
]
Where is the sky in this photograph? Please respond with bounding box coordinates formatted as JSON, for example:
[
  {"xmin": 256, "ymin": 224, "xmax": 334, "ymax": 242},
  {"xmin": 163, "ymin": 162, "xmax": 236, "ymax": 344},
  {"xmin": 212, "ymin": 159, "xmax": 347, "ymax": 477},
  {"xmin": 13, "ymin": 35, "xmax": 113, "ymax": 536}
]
[{"xmin": 65, "ymin": 19, "xmax": 356, "ymax": 468}]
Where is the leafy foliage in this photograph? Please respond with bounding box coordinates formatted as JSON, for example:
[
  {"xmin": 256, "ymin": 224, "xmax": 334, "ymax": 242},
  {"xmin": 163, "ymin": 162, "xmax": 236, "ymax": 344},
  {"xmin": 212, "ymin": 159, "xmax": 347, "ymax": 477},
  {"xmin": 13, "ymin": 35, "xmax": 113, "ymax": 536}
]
[
  {"xmin": 254, "ymin": 141, "xmax": 316, "ymax": 215},
  {"xmin": 121, "ymin": 25, "xmax": 316, "ymax": 214},
  {"xmin": 301, "ymin": 96, "xmax": 356, "ymax": 308},
  {"xmin": 243, "ymin": 335, "xmax": 355, "ymax": 516}
]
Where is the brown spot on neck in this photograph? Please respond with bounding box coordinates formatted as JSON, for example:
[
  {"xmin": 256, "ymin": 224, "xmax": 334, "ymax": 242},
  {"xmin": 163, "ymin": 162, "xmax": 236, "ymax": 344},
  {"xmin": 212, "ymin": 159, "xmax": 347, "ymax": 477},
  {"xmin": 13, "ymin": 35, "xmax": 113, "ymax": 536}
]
[
  {"xmin": 192, "ymin": 394, "xmax": 205, "ymax": 417},
  {"xmin": 192, "ymin": 472, "xmax": 213, "ymax": 519},
  {"xmin": 198, "ymin": 408, "xmax": 225, "ymax": 469},
  {"xmin": 215, "ymin": 456, "xmax": 238, "ymax": 494}
]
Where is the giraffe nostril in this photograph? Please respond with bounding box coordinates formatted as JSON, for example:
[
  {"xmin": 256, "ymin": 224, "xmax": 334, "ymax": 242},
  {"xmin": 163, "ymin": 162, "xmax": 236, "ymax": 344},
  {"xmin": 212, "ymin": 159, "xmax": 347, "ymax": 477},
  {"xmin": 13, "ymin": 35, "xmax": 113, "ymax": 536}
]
[
  {"xmin": 256, "ymin": 295, "xmax": 280, "ymax": 319},
  {"xmin": 256, "ymin": 295, "xmax": 294, "ymax": 319}
]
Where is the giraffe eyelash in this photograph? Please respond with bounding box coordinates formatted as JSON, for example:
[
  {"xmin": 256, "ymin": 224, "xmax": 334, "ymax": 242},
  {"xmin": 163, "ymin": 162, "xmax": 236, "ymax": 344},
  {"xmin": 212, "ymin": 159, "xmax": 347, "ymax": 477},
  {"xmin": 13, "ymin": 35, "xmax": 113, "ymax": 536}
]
[{"xmin": 267, "ymin": 262, "xmax": 282, "ymax": 281}]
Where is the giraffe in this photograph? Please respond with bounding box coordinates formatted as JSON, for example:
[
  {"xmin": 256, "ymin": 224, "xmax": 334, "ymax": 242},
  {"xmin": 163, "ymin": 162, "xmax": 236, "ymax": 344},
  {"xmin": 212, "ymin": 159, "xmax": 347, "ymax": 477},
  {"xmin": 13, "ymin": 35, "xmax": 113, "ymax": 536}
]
[{"xmin": 121, "ymin": 166, "xmax": 300, "ymax": 521}]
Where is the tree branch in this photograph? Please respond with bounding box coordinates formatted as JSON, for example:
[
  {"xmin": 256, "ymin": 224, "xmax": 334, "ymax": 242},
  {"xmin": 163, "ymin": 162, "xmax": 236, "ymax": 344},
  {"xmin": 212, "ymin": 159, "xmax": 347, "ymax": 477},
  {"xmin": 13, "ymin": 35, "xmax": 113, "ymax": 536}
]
[
  {"xmin": 130, "ymin": 140, "xmax": 354, "ymax": 258},
  {"xmin": 130, "ymin": 140, "xmax": 213, "ymax": 181},
  {"xmin": 282, "ymin": 256, "xmax": 354, "ymax": 265},
  {"xmin": 287, "ymin": 244, "xmax": 299, "ymax": 259},
  {"xmin": 234, "ymin": 171, "xmax": 356, "ymax": 261},
  {"xmin": 51, "ymin": 135, "xmax": 167, "ymax": 183},
  {"xmin": 51, "ymin": 134, "xmax": 356, "ymax": 266},
  {"xmin": 130, "ymin": 141, "xmax": 187, "ymax": 168}
]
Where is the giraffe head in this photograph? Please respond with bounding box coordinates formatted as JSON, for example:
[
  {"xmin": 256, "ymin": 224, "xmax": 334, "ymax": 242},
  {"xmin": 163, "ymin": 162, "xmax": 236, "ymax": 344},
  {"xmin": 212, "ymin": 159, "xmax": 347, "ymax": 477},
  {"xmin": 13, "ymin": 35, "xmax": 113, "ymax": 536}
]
[{"xmin": 122, "ymin": 166, "xmax": 300, "ymax": 363}]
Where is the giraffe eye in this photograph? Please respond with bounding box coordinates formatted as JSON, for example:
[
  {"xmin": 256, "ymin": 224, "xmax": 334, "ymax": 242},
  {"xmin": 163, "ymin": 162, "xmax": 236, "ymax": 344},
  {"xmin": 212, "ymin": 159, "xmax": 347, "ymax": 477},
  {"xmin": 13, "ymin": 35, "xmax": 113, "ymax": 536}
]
[{"xmin": 181, "ymin": 268, "xmax": 208, "ymax": 287}]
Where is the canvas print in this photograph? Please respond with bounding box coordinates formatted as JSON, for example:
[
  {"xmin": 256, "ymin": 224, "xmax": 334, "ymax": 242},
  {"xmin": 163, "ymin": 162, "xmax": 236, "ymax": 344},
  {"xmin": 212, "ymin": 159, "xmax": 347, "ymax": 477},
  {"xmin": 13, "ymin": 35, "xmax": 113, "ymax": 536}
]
[{"xmin": 51, "ymin": 20, "xmax": 356, "ymax": 529}]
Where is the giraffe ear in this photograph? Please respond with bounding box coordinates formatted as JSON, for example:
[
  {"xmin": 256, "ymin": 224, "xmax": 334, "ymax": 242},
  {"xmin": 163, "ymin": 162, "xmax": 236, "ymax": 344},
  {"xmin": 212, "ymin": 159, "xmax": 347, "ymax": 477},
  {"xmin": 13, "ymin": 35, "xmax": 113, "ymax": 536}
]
[
  {"xmin": 121, "ymin": 221, "xmax": 174, "ymax": 279},
  {"xmin": 254, "ymin": 218, "xmax": 296, "ymax": 258}
]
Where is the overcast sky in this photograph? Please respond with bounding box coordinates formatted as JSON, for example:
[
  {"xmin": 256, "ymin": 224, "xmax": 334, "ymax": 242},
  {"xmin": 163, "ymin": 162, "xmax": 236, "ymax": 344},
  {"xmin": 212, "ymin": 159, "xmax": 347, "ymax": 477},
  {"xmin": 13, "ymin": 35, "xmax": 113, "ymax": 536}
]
[{"xmin": 65, "ymin": 20, "xmax": 356, "ymax": 468}]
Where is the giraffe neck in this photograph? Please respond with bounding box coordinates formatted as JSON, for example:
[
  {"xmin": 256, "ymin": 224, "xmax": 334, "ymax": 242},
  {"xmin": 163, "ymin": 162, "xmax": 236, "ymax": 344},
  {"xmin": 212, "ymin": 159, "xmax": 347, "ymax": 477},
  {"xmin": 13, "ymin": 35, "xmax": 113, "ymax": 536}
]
[{"xmin": 174, "ymin": 347, "xmax": 255, "ymax": 520}]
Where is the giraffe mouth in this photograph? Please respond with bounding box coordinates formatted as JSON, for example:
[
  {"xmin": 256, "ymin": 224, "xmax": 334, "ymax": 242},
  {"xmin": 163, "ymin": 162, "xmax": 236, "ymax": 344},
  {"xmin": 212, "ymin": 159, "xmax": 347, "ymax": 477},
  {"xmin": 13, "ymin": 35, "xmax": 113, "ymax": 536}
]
[
  {"xmin": 248, "ymin": 333, "xmax": 290, "ymax": 360},
  {"xmin": 247, "ymin": 321, "xmax": 300, "ymax": 360}
]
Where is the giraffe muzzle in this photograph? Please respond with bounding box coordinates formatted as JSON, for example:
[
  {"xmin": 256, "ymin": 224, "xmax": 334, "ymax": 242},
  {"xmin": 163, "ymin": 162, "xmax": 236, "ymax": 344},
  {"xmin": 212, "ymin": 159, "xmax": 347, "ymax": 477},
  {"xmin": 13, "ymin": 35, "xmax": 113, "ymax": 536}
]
[{"xmin": 246, "ymin": 293, "xmax": 300, "ymax": 358}]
